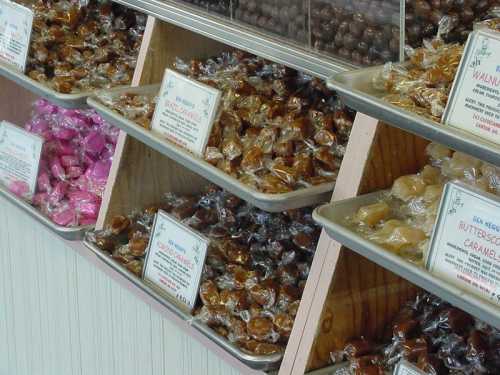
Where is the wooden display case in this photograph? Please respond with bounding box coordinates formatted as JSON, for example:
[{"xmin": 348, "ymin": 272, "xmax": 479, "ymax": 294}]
[{"xmin": 0, "ymin": 5, "xmax": 497, "ymax": 375}]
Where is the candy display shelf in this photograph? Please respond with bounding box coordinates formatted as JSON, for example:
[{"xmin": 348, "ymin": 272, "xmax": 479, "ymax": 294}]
[{"xmin": 87, "ymin": 85, "xmax": 335, "ymax": 212}]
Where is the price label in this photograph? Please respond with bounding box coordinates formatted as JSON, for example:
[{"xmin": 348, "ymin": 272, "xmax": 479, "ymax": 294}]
[
  {"xmin": 393, "ymin": 360, "xmax": 426, "ymax": 375},
  {"xmin": 443, "ymin": 30, "xmax": 500, "ymax": 144},
  {"xmin": 0, "ymin": 121, "xmax": 43, "ymax": 200},
  {"xmin": 151, "ymin": 69, "xmax": 221, "ymax": 157},
  {"xmin": 0, "ymin": 0, "xmax": 33, "ymax": 72},
  {"xmin": 143, "ymin": 210, "xmax": 209, "ymax": 311},
  {"xmin": 426, "ymin": 181, "xmax": 500, "ymax": 306}
]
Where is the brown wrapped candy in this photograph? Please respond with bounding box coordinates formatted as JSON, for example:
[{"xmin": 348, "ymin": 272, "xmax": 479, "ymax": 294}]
[
  {"xmin": 128, "ymin": 234, "xmax": 148, "ymax": 257},
  {"xmin": 344, "ymin": 339, "xmax": 375, "ymax": 359},
  {"xmin": 249, "ymin": 279, "xmax": 277, "ymax": 308},
  {"xmin": 247, "ymin": 317, "xmax": 275, "ymax": 342},
  {"xmin": 199, "ymin": 280, "xmax": 221, "ymax": 306},
  {"xmin": 220, "ymin": 290, "xmax": 249, "ymax": 312},
  {"xmin": 110, "ymin": 215, "xmax": 130, "ymax": 235}
]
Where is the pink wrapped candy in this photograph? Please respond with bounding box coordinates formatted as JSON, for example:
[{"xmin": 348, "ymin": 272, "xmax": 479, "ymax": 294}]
[{"xmin": 23, "ymin": 99, "xmax": 118, "ymax": 227}]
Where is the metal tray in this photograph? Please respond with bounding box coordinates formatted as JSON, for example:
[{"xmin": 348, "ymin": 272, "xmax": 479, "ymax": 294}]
[
  {"xmin": 0, "ymin": 60, "xmax": 120, "ymax": 109},
  {"xmin": 328, "ymin": 67, "xmax": 500, "ymax": 167},
  {"xmin": 83, "ymin": 239, "xmax": 283, "ymax": 371},
  {"xmin": 312, "ymin": 191, "xmax": 500, "ymax": 329},
  {"xmin": 0, "ymin": 185, "xmax": 91, "ymax": 240},
  {"xmin": 87, "ymin": 85, "xmax": 334, "ymax": 212}
]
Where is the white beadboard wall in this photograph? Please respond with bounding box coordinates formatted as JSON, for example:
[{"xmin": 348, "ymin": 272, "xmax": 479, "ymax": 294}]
[{"xmin": 0, "ymin": 195, "xmax": 241, "ymax": 375}]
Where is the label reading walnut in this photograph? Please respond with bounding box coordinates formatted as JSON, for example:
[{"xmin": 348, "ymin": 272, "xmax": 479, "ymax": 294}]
[
  {"xmin": 393, "ymin": 360, "xmax": 426, "ymax": 375},
  {"xmin": 143, "ymin": 210, "xmax": 209, "ymax": 311},
  {"xmin": 0, "ymin": 121, "xmax": 43, "ymax": 200},
  {"xmin": 151, "ymin": 69, "xmax": 221, "ymax": 157},
  {"xmin": 443, "ymin": 30, "xmax": 500, "ymax": 144},
  {"xmin": 0, "ymin": 0, "xmax": 33, "ymax": 72},
  {"xmin": 426, "ymin": 181, "xmax": 500, "ymax": 306}
]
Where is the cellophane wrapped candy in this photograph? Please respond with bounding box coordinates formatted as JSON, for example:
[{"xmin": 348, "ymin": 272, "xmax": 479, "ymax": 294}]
[
  {"xmin": 26, "ymin": 0, "xmax": 146, "ymax": 93},
  {"xmin": 17, "ymin": 99, "xmax": 118, "ymax": 227},
  {"xmin": 87, "ymin": 185, "xmax": 321, "ymax": 355},
  {"xmin": 97, "ymin": 51, "xmax": 355, "ymax": 194},
  {"xmin": 346, "ymin": 142, "xmax": 500, "ymax": 265},
  {"xmin": 332, "ymin": 292, "xmax": 500, "ymax": 374}
]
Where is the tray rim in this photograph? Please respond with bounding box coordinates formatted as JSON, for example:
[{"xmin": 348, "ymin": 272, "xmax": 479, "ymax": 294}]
[
  {"xmin": 0, "ymin": 184, "xmax": 92, "ymax": 240},
  {"xmin": 87, "ymin": 85, "xmax": 335, "ymax": 212},
  {"xmin": 327, "ymin": 66, "xmax": 500, "ymax": 167},
  {"xmin": 312, "ymin": 192, "xmax": 500, "ymax": 329},
  {"xmin": 82, "ymin": 239, "xmax": 283, "ymax": 370}
]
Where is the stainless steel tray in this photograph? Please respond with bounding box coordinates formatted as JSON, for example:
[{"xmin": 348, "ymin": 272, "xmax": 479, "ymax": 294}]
[
  {"xmin": 0, "ymin": 185, "xmax": 91, "ymax": 240},
  {"xmin": 313, "ymin": 191, "xmax": 500, "ymax": 329},
  {"xmin": 83, "ymin": 239, "xmax": 283, "ymax": 371},
  {"xmin": 87, "ymin": 85, "xmax": 334, "ymax": 212},
  {"xmin": 328, "ymin": 67, "xmax": 500, "ymax": 167},
  {"xmin": 0, "ymin": 60, "xmax": 115, "ymax": 109}
]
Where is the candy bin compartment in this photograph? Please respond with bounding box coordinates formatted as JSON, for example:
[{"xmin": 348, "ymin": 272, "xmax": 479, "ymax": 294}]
[
  {"xmin": 310, "ymin": 0, "xmax": 402, "ymax": 66},
  {"xmin": 233, "ymin": 0, "xmax": 308, "ymax": 45},
  {"xmin": 405, "ymin": 0, "xmax": 498, "ymax": 48},
  {"xmin": 289, "ymin": 122, "xmax": 432, "ymax": 374}
]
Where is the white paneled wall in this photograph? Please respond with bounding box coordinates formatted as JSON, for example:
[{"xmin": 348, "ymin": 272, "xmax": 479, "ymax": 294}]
[{"xmin": 0, "ymin": 196, "xmax": 241, "ymax": 375}]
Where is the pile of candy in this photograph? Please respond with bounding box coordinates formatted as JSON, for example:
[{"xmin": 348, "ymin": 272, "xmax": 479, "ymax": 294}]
[
  {"xmin": 235, "ymin": 0, "xmax": 308, "ymax": 43},
  {"xmin": 97, "ymin": 51, "xmax": 354, "ymax": 194},
  {"xmin": 374, "ymin": 38, "xmax": 464, "ymax": 122},
  {"xmin": 88, "ymin": 186, "xmax": 320, "ymax": 355},
  {"xmin": 405, "ymin": 0, "xmax": 496, "ymax": 47},
  {"xmin": 374, "ymin": 15, "xmax": 500, "ymax": 121},
  {"xmin": 347, "ymin": 142, "xmax": 500, "ymax": 265},
  {"xmin": 311, "ymin": 0, "xmax": 496, "ymax": 65},
  {"xmin": 333, "ymin": 293, "xmax": 500, "ymax": 374},
  {"xmin": 27, "ymin": 0, "xmax": 146, "ymax": 93},
  {"xmin": 311, "ymin": 0, "xmax": 400, "ymax": 65},
  {"xmin": 12, "ymin": 99, "xmax": 118, "ymax": 227}
]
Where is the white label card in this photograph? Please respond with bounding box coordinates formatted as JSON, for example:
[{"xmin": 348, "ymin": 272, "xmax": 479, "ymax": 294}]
[
  {"xmin": 143, "ymin": 210, "xmax": 209, "ymax": 311},
  {"xmin": 426, "ymin": 181, "xmax": 500, "ymax": 306},
  {"xmin": 393, "ymin": 360, "xmax": 426, "ymax": 375},
  {"xmin": 0, "ymin": 0, "xmax": 33, "ymax": 72},
  {"xmin": 151, "ymin": 69, "xmax": 221, "ymax": 157},
  {"xmin": 0, "ymin": 121, "xmax": 43, "ymax": 200},
  {"xmin": 443, "ymin": 30, "xmax": 500, "ymax": 144}
]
